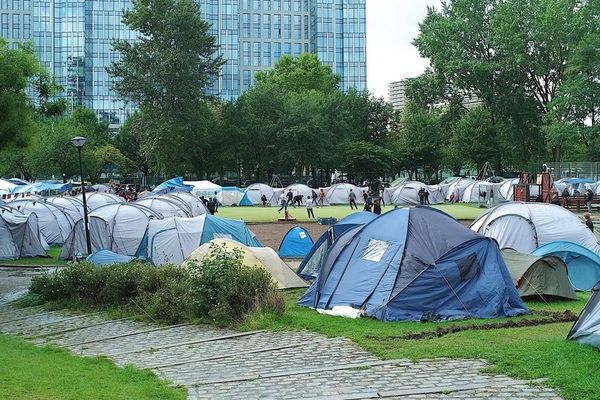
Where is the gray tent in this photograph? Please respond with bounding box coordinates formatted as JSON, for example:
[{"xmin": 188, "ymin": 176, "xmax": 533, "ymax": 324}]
[
  {"xmin": 501, "ymin": 249, "xmax": 577, "ymax": 299},
  {"xmin": 568, "ymin": 281, "xmax": 600, "ymax": 349},
  {"xmin": 0, "ymin": 207, "xmax": 47, "ymax": 259}
]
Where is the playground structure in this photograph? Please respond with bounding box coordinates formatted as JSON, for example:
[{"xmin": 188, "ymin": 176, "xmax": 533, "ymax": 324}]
[{"xmin": 514, "ymin": 170, "xmax": 554, "ymax": 203}]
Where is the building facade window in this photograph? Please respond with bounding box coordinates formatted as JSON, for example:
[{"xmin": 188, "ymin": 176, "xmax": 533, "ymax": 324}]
[
  {"xmin": 263, "ymin": 41, "xmax": 271, "ymax": 66},
  {"xmin": 253, "ymin": 42, "xmax": 260, "ymax": 66},
  {"xmin": 262, "ymin": 14, "xmax": 270, "ymax": 38},
  {"xmin": 252, "ymin": 13, "xmax": 260, "ymax": 37},
  {"xmin": 12, "ymin": 14, "xmax": 19, "ymax": 39},
  {"xmin": 1, "ymin": 13, "xmax": 8, "ymax": 37}
]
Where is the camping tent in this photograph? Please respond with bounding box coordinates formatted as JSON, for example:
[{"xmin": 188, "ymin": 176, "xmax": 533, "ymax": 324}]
[
  {"xmin": 297, "ymin": 211, "xmax": 377, "ymax": 280},
  {"xmin": 61, "ymin": 203, "xmax": 162, "ymax": 259},
  {"xmin": 461, "ymin": 181, "xmax": 502, "ymax": 205},
  {"xmin": 12, "ymin": 182, "xmax": 71, "ymax": 195},
  {"xmin": 184, "ymin": 180, "xmax": 223, "ymax": 202},
  {"xmin": 500, "ymin": 249, "xmax": 576, "ymax": 299},
  {"xmin": 390, "ymin": 181, "xmax": 445, "ymax": 205},
  {"xmin": 0, "ymin": 208, "xmax": 47, "ymax": 259},
  {"xmin": 324, "ymin": 183, "xmax": 366, "ymax": 205},
  {"xmin": 160, "ymin": 192, "xmax": 207, "ymax": 217},
  {"xmin": 283, "ymin": 184, "xmax": 316, "ymax": 205},
  {"xmin": 184, "ymin": 239, "xmax": 307, "ymax": 289},
  {"xmin": 568, "ymin": 282, "xmax": 600, "ymax": 349},
  {"xmin": 445, "ymin": 178, "xmax": 473, "ymax": 202},
  {"xmin": 152, "ymin": 177, "xmax": 193, "ymax": 194},
  {"xmin": 554, "ymin": 178, "xmax": 596, "ymax": 195},
  {"xmin": 471, "ymin": 203, "xmax": 600, "ymax": 255},
  {"xmin": 498, "ymin": 178, "xmax": 520, "ymax": 202},
  {"xmin": 147, "ymin": 214, "xmax": 262, "ymax": 266},
  {"xmin": 299, "ymin": 207, "xmax": 528, "ymax": 321},
  {"xmin": 86, "ymin": 250, "xmax": 135, "ymax": 266},
  {"xmin": 135, "ymin": 197, "xmax": 190, "ymax": 218},
  {"xmin": 240, "ymin": 183, "xmax": 278, "ymax": 206},
  {"xmin": 279, "ymin": 227, "xmax": 314, "ymax": 258},
  {"xmin": 532, "ymin": 241, "xmax": 600, "ymax": 291},
  {"xmin": 45, "ymin": 197, "xmax": 85, "ymax": 222},
  {"xmin": 221, "ymin": 187, "xmax": 245, "ymax": 206},
  {"xmin": 9, "ymin": 199, "xmax": 74, "ymax": 245},
  {"xmin": 77, "ymin": 192, "xmax": 125, "ymax": 210},
  {"xmin": 0, "ymin": 179, "xmax": 16, "ymax": 194}
]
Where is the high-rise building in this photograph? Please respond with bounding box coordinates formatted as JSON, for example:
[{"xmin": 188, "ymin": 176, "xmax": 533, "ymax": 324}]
[
  {"xmin": 1, "ymin": 0, "xmax": 366, "ymax": 127},
  {"xmin": 388, "ymin": 79, "xmax": 408, "ymax": 111}
]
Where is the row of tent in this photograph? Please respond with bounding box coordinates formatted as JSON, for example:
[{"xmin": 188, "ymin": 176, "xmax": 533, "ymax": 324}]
[{"xmin": 295, "ymin": 207, "xmax": 600, "ymax": 348}]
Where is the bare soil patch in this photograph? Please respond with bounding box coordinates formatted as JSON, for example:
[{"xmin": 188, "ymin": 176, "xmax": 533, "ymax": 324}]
[{"xmin": 248, "ymin": 222, "xmax": 328, "ymax": 250}]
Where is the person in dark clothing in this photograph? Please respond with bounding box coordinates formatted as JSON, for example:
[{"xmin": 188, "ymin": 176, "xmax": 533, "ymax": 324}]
[
  {"xmin": 200, "ymin": 196, "xmax": 209, "ymax": 207},
  {"xmin": 584, "ymin": 212, "xmax": 594, "ymax": 231},
  {"xmin": 213, "ymin": 192, "xmax": 219, "ymax": 212},
  {"xmin": 418, "ymin": 188, "xmax": 425, "ymax": 205},
  {"xmin": 373, "ymin": 198, "xmax": 382, "ymax": 215},
  {"xmin": 293, "ymin": 194, "xmax": 304, "ymax": 207},
  {"xmin": 348, "ymin": 189, "xmax": 358, "ymax": 210},
  {"xmin": 261, "ymin": 194, "xmax": 268, "ymax": 206},
  {"xmin": 362, "ymin": 191, "xmax": 368, "ymax": 203},
  {"xmin": 286, "ymin": 189, "xmax": 294, "ymax": 206},
  {"xmin": 207, "ymin": 198, "xmax": 216, "ymax": 215},
  {"xmin": 424, "ymin": 189, "xmax": 430, "ymax": 205},
  {"xmin": 586, "ymin": 188, "xmax": 594, "ymax": 213},
  {"xmin": 561, "ymin": 187, "xmax": 570, "ymax": 208}
]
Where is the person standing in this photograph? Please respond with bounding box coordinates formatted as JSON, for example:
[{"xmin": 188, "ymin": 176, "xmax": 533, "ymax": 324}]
[
  {"xmin": 561, "ymin": 187, "xmax": 570, "ymax": 208},
  {"xmin": 373, "ymin": 198, "xmax": 382, "ymax": 215},
  {"xmin": 584, "ymin": 212, "xmax": 594, "ymax": 231},
  {"xmin": 286, "ymin": 189, "xmax": 294, "ymax": 206},
  {"xmin": 379, "ymin": 187, "xmax": 385, "ymax": 207},
  {"xmin": 278, "ymin": 192, "xmax": 287, "ymax": 213},
  {"xmin": 348, "ymin": 189, "xmax": 357, "ymax": 210},
  {"xmin": 213, "ymin": 191, "xmax": 219, "ymax": 212},
  {"xmin": 362, "ymin": 191, "xmax": 368, "ymax": 204},
  {"xmin": 424, "ymin": 189, "xmax": 430, "ymax": 205},
  {"xmin": 306, "ymin": 195, "xmax": 315, "ymax": 219},
  {"xmin": 586, "ymin": 188, "xmax": 594, "ymax": 213},
  {"xmin": 418, "ymin": 188, "xmax": 425, "ymax": 205},
  {"xmin": 318, "ymin": 188, "xmax": 326, "ymax": 207}
]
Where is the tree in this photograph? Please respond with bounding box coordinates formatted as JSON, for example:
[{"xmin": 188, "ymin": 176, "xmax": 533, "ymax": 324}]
[
  {"xmin": 339, "ymin": 142, "xmax": 395, "ymax": 183},
  {"xmin": 451, "ymin": 107, "xmax": 500, "ymax": 171},
  {"xmin": 108, "ymin": 0, "xmax": 224, "ymax": 173},
  {"xmin": 114, "ymin": 112, "xmax": 155, "ymax": 179},
  {"xmin": 255, "ymin": 53, "xmax": 340, "ymax": 94}
]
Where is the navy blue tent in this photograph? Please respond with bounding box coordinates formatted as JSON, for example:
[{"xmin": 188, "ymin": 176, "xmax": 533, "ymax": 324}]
[
  {"xmin": 299, "ymin": 207, "xmax": 528, "ymax": 321},
  {"xmin": 297, "ymin": 212, "xmax": 377, "ymax": 280},
  {"xmin": 279, "ymin": 227, "xmax": 314, "ymax": 258}
]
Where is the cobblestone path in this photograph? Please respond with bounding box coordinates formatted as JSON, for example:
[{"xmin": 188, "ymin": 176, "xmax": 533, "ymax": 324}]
[{"xmin": 0, "ymin": 303, "xmax": 562, "ymax": 400}]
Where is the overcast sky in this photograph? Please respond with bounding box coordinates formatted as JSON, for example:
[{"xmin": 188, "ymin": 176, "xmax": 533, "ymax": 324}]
[{"xmin": 366, "ymin": 0, "xmax": 442, "ymax": 99}]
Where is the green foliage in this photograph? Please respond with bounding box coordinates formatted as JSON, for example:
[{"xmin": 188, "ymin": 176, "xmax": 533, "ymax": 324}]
[
  {"xmin": 451, "ymin": 107, "xmax": 500, "ymax": 170},
  {"xmin": 339, "ymin": 142, "xmax": 396, "ymax": 182},
  {"xmin": 185, "ymin": 243, "xmax": 283, "ymax": 324}
]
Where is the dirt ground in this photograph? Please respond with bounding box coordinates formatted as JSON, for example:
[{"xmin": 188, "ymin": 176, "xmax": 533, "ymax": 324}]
[{"xmin": 248, "ymin": 222, "xmax": 329, "ymax": 250}]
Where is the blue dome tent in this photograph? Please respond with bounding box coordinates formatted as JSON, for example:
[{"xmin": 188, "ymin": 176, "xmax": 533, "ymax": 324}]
[
  {"xmin": 299, "ymin": 207, "xmax": 528, "ymax": 322},
  {"xmin": 297, "ymin": 212, "xmax": 377, "ymax": 280},
  {"xmin": 86, "ymin": 250, "xmax": 135, "ymax": 266},
  {"xmin": 532, "ymin": 241, "xmax": 600, "ymax": 291},
  {"xmin": 279, "ymin": 227, "xmax": 314, "ymax": 258}
]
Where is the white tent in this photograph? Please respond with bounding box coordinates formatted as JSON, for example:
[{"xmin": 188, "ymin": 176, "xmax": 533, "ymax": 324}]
[
  {"xmin": 283, "ymin": 184, "xmax": 316, "ymax": 204},
  {"xmin": 471, "ymin": 202, "xmax": 600, "ymax": 254},
  {"xmin": 9, "ymin": 199, "xmax": 73, "ymax": 245},
  {"xmin": 147, "ymin": 214, "xmax": 262, "ymax": 266},
  {"xmin": 183, "ymin": 239, "xmax": 307, "ymax": 289},
  {"xmin": 221, "ymin": 187, "xmax": 245, "ymax": 206},
  {"xmin": 60, "ymin": 203, "xmax": 162, "ymax": 259},
  {"xmin": 324, "ymin": 183, "xmax": 367, "ymax": 205},
  {"xmin": 242, "ymin": 183, "xmax": 278, "ymax": 205},
  {"xmin": 91, "ymin": 184, "xmax": 114, "ymax": 194},
  {"xmin": 0, "ymin": 207, "xmax": 47, "ymax": 259},
  {"xmin": 184, "ymin": 180, "xmax": 223, "ymax": 202},
  {"xmin": 77, "ymin": 192, "xmax": 125, "ymax": 210},
  {"xmin": 445, "ymin": 178, "xmax": 474, "ymax": 202},
  {"xmin": 461, "ymin": 181, "xmax": 502, "ymax": 205},
  {"xmin": 390, "ymin": 181, "xmax": 445, "ymax": 206},
  {"xmin": 45, "ymin": 197, "xmax": 86, "ymax": 222},
  {"xmin": 0, "ymin": 179, "xmax": 16, "ymax": 195},
  {"xmin": 498, "ymin": 178, "xmax": 520, "ymax": 201},
  {"xmin": 135, "ymin": 197, "xmax": 190, "ymax": 218},
  {"xmin": 161, "ymin": 192, "xmax": 207, "ymax": 216}
]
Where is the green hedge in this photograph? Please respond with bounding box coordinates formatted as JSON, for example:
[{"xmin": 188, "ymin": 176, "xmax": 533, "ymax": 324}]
[{"xmin": 29, "ymin": 244, "xmax": 285, "ymax": 325}]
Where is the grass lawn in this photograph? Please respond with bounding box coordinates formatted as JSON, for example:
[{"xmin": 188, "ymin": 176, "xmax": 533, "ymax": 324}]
[
  {"xmin": 0, "ymin": 246, "xmax": 68, "ymax": 267},
  {"xmin": 0, "ymin": 334, "xmax": 186, "ymax": 400},
  {"xmin": 218, "ymin": 203, "xmax": 486, "ymax": 223},
  {"xmin": 241, "ymin": 290, "xmax": 600, "ymax": 400}
]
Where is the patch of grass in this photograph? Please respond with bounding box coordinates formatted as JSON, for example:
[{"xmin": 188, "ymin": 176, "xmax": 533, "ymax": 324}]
[
  {"xmin": 240, "ymin": 290, "xmax": 599, "ymax": 400},
  {"xmin": 0, "ymin": 246, "xmax": 68, "ymax": 267},
  {"xmin": 217, "ymin": 203, "xmax": 485, "ymax": 223},
  {"xmin": 0, "ymin": 334, "xmax": 186, "ymax": 400}
]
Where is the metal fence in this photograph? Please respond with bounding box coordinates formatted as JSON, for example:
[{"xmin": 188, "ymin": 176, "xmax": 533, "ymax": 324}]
[{"xmin": 545, "ymin": 162, "xmax": 600, "ymax": 181}]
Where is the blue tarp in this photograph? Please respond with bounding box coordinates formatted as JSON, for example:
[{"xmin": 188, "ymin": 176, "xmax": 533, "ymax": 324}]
[
  {"xmin": 563, "ymin": 178, "xmax": 595, "ymax": 185},
  {"xmin": 201, "ymin": 214, "xmax": 262, "ymax": 247},
  {"xmin": 299, "ymin": 207, "xmax": 528, "ymax": 322},
  {"xmin": 279, "ymin": 227, "xmax": 314, "ymax": 258},
  {"xmin": 152, "ymin": 177, "xmax": 193, "ymax": 194},
  {"xmin": 12, "ymin": 182, "xmax": 71, "ymax": 194},
  {"xmin": 297, "ymin": 212, "xmax": 377, "ymax": 280},
  {"xmin": 532, "ymin": 241, "xmax": 600, "ymax": 291},
  {"xmin": 86, "ymin": 250, "xmax": 135, "ymax": 266}
]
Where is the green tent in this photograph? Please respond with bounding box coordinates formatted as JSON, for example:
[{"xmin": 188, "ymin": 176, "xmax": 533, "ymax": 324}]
[{"xmin": 501, "ymin": 248, "xmax": 577, "ymax": 300}]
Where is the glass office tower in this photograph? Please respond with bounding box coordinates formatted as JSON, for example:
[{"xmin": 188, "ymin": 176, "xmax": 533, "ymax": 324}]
[{"xmin": 2, "ymin": 0, "xmax": 366, "ymax": 125}]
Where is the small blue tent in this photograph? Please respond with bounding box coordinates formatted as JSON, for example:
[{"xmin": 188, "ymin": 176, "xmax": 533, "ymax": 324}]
[
  {"xmin": 201, "ymin": 214, "xmax": 262, "ymax": 247},
  {"xmin": 299, "ymin": 207, "xmax": 528, "ymax": 322},
  {"xmin": 532, "ymin": 241, "xmax": 600, "ymax": 291},
  {"xmin": 297, "ymin": 212, "xmax": 377, "ymax": 280},
  {"xmin": 279, "ymin": 227, "xmax": 314, "ymax": 258},
  {"xmin": 239, "ymin": 192, "xmax": 253, "ymax": 206},
  {"xmin": 86, "ymin": 250, "xmax": 135, "ymax": 266},
  {"xmin": 152, "ymin": 177, "xmax": 193, "ymax": 194}
]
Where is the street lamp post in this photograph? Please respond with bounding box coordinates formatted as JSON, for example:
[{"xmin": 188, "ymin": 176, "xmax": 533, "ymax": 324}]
[{"xmin": 71, "ymin": 136, "xmax": 92, "ymax": 256}]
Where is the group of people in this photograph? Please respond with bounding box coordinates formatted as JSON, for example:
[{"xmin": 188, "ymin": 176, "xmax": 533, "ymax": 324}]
[
  {"xmin": 555, "ymin": 187, "xmax": 595, "ymax": 214},
  {"xmin": 418, "ymin": 187, "xmax": 431, "ymax": 206},
  {"xmin": 348, "ymin": 189, "xmax": 384, "ymax": 215},
  {"xmin": 199, "ymin": 191, "xmax": 220, "ymax": 215}
]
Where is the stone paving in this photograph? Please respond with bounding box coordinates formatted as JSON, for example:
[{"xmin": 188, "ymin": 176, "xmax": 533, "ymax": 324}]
[{"xmin": 0, "ymin": 302, "xmax": 563, "ymax": 400}]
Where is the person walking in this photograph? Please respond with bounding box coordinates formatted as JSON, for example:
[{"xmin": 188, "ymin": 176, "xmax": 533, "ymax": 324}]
[
  {"xmin": 584, "ymin": 212, "xmax": 594, "ymax": 231},
  {"xmin": 286, "ymin": 189, "xmax": 294, "ymax": 206},
  {"xmin": 278, "ymin": 192, "xmax": 287, "ymax": 213},
  {"xmin": 586, "ymin": 188, "xmax": 594, "ymax": 213},
  {"xmin": 306, "ymin": 195, "xmax": 315, "ymax": 219},
  {"xmin": 348, "ymin": 189, "xmax": 358, "ymax": 210},
  {"xmin": 213, "ymin": 191, "xmax": 219, "ymax": 212},
  {"xmin": 318, "ymin": 188, "xmax": 326, "ymax": 207}
]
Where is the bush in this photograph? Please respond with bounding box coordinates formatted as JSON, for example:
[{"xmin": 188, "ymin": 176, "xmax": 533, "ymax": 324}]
[
  {"xmin": 186, "ymin": 243, "xmax": 285, "ymax": 324},
  {"xmin": 30, "ymin": 262, "xmax": 105, "ymax": 304}
]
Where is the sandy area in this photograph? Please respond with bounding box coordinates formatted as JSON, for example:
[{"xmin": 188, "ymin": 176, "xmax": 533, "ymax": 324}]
[{"xmin": 248, "ymin": 222, "xmax": 329, "ymax": 250}]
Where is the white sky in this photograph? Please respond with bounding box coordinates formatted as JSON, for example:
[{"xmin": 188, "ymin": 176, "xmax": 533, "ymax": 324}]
[{"xmin": 366, "ymin": 0, "xmax": 442, "ymax": 99}]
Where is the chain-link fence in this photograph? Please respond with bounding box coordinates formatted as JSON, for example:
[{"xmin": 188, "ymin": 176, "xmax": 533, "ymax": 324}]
[{"xmin": 545, "ymin": 162, "xmax": 600, "ymax": 181}]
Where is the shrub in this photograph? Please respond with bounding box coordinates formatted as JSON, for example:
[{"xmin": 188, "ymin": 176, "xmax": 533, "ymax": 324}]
[
  {"xmin": 186, "ymin": 243, "xmax": 285, "ymax": 324},
  {"xmin": 30, "ymin": 262, "xmax": 104, "ymax": 304},
  {"xmin": 98, "ymin": 262, "xmax": 148, "ymax": 305}
]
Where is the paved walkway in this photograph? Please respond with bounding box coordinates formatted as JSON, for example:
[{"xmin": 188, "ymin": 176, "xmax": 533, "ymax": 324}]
[{"xmin": 0, "ymin": 302, "xmax": 563, "ymax": 400}]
